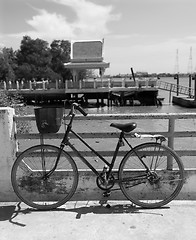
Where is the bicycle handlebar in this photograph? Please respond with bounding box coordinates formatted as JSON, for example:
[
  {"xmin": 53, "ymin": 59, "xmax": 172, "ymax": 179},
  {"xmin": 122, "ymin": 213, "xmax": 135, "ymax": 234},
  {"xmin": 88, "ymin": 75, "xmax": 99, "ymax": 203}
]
[{"xmin": 72, "ymin": 103, "xmax": 88, "ymax": 116}]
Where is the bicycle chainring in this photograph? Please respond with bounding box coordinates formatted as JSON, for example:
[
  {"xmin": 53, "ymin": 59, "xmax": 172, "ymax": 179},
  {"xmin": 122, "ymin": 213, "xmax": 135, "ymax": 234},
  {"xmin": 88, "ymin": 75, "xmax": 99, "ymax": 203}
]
[{"xmin": 96, "ymin": 173, "xmax": 115, "ymax": 190}]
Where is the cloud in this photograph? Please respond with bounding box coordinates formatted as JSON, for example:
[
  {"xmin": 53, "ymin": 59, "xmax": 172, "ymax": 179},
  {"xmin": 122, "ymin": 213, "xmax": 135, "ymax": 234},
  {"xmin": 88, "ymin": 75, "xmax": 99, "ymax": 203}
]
[
  {"xmin": 26, "ymin": 9, "xmax": 75, "ymax": 39},
  {"xmin": 52, "ymin": 0, "xmax": 120, "ymax": 37},
  {"xmin": 9, "ymin": 0, "xmax": 120, "ymax": 42}
]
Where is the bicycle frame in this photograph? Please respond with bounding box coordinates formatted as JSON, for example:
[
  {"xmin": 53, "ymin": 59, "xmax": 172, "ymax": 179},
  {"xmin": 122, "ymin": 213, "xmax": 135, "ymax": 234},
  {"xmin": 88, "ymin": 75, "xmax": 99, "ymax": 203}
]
[
  {"xmin": 64, "ymin": 129, "xmax": 124, "ymax": 177},
  {"xmin": 44, "ymin": 108, "xmax": 151, "ymax": 180}
]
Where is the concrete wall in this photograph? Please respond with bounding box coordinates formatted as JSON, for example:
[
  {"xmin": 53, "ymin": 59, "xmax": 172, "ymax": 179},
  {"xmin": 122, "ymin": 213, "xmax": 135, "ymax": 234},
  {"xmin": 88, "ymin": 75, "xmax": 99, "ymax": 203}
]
[
  {"xmin": 0, "ymin": 108, "xmax": 16, "ymax": 201},
  {"xmin": 0, "ymin": 107, "xmax": 196, "ymax": 202},
  {"xmin": 72, "ymin": 170, "xmax": 196, "ymax": 201}
]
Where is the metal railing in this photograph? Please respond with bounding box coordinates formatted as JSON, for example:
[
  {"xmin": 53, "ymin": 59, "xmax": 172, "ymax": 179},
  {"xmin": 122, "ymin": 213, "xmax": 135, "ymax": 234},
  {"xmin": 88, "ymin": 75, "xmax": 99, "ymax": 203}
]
[
  {"xmin": 14, "ymin": 112, "xmax": 196, "ymax": 159},
  {"xmin": 158, "ymin": 80, "xmax": 194, "ymax": 96}
]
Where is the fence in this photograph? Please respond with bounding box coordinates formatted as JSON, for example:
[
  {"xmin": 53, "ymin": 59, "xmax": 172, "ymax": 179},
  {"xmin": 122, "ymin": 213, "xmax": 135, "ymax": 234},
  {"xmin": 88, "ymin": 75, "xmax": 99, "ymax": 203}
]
[
  {"xmin": 1, "ymin": 108, "xmax": 196, "ymax": 201},
  {"xmin": 15, "ymin": 112, "xmax": 196, "ymax": 161}
]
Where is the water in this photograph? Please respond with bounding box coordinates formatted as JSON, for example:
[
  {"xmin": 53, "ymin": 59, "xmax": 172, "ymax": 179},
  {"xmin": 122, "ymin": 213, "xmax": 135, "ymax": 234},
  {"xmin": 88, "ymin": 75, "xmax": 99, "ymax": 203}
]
[{"xmin": 87, "ymin": 77, "xmax": 196, "ymax": 115}]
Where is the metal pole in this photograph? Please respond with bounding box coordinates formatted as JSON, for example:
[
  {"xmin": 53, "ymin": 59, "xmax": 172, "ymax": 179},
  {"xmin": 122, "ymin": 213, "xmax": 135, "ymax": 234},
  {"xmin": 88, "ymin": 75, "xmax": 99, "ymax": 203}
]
[
  {"xmin": 167, "ymin": 118, "xmax": 175, "ymax": 170},
  {"xmin": 130, "ymin": 68, "xmax": 136, "ymax": 83},
  {"xmin": 194, "ymin": 74, "xmax": 196, "ymax": 101},
  {"xmin": 189, "ymin": 74, "xmax": 192, "ymax": 98},
  {"xmin": 174, "ymin": 74, "xmax": 179, "ymax": 96}
]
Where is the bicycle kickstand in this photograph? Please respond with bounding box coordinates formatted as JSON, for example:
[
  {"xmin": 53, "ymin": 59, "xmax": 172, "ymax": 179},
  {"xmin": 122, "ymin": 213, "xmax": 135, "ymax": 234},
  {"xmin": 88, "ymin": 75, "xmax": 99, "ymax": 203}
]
[{"xmin": 99, "ymin": 190, "xmax": 111, "ymax": 208}]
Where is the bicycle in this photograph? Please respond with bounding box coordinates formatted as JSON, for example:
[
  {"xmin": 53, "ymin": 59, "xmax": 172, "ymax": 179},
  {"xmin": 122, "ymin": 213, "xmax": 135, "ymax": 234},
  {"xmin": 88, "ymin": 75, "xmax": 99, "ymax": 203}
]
[{"xmin": 11, "ymin": 103, "xmax": 184, "ymax": 210}]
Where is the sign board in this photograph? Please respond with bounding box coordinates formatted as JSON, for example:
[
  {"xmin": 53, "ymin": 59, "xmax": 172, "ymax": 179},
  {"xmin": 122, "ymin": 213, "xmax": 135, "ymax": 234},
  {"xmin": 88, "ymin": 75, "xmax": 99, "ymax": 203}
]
[{"xmin": 71, "ymin": 40, "xmax": 103, "ymax": 62}]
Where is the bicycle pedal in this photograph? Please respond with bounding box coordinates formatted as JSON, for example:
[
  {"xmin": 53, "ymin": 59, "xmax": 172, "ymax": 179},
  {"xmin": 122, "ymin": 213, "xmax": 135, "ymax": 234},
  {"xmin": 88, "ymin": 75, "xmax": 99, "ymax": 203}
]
[{"xmin": 103, "ymin": 191, "xmax": 111, "ymax": 197}]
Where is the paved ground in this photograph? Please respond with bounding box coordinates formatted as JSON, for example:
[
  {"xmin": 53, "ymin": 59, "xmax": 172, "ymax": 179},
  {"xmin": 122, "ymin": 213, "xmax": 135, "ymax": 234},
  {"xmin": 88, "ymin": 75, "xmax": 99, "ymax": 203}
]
[{"xmin": 0, "ymin": 200, "xmax": 196, "ymax": 240}]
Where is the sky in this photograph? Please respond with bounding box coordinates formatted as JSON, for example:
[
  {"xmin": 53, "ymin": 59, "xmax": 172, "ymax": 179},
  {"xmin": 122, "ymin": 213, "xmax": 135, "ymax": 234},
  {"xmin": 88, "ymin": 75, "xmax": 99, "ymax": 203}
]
[{"xmin": 1, "ymin": 0, "xmax": 196, "ymax": 75}]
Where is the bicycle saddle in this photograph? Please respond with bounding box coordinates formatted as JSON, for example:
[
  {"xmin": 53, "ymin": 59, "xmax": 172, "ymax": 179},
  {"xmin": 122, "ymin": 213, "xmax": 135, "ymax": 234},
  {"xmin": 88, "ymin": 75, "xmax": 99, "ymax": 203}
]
[{"xmin": 110, "ymin": 122, "xmax": 137, "ymax": 132}]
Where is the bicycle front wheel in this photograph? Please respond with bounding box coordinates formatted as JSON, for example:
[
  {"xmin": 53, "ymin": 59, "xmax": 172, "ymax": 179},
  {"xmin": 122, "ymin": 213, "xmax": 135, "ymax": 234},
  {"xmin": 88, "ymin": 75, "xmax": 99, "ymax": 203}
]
[
  {"xmin": 11, "ymin": 145, "xmax": 78, "ymax": 210},
  {"xmin": 118, "ymin": 142, "xmax": 184, "ymax": 208}
]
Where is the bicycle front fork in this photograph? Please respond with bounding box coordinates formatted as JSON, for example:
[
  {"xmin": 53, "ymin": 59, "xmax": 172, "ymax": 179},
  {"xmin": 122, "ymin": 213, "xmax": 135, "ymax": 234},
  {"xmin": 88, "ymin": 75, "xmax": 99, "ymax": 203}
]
[{"xmin": 41, "ymin": 147, "xmax": 64, "ymax": 180}]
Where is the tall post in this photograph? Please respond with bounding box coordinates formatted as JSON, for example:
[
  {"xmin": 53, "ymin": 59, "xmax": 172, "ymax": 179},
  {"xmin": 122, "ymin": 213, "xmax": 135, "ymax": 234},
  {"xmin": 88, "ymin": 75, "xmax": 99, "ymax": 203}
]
[
  {"xmin": 167, "ymin": 117, "xmax": 175, "ymax": 170},
  {"xmin": 130, "ymin": 67, "xmax": 136, "ymax": 83},
  {"xmin": 189, "ymin": 74, "xmax": 192, "ymax": 98},
  {"xmin": 174, "ymin": 74, "xmax": 179, "ymax": 96},
  {"xmin": 194, "ymin": 74, "xmax": 196, "ymax": 101}
]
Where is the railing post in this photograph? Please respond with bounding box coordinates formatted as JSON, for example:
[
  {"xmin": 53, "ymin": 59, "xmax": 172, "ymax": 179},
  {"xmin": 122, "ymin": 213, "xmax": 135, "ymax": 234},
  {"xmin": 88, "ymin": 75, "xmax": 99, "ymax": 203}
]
[
  {"xmin": 145, "ymin": 79, "xmax": 149, "ymax": 88},
  {"xmin": 3, "ymin": 81, "xmax": 7, "ymax": 90},
  {"xmin": 108, "ymin": 79, "xmax": 111, "ymax": 88},
  {"xmin": 56, "ymin": 79, "xmax": 58, "ymax": 89},
  {"xmin": 16, "ymin": 81, "xmax": 19, "ymax": 90},
  {"xmin": 65, "ymin": 80, "xmax": 68, "ymax": 89},
  {"xmin": 93, "ymin": 78, "xmax": 96, "ymax": 89},
  {"xmin": 122, "ymin": 78, "xmax": 125, "ymax": 87},
  {"xmin": 43, "ymin": 80, "xmax": 46, "ymax": 90},
  {"xmin": 169, "ymin": 84, "xmax": 172, "ymax": 103},
  {"xmin": 167, "ymin": 117, "xmax": 175, "ymax": 169},
  {"xmin": 79, "ymin": 80, "xmax": 82, "ymax": 89},
  {"xmin": 29, "ymin": 80, "xmax": 32, "ymax": 90}
]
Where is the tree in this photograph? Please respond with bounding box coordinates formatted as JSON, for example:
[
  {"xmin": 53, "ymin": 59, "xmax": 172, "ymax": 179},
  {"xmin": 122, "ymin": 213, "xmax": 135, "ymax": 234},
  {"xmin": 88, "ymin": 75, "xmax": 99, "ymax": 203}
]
[
  {"xmin": 15, "ymin": 36, "xmax": 57, "ymax": 80},
  {"xmin": 0, "ymin": 47, "xmax": 16, "ymax": 82},
  {"xmin": 50, "ymin": 40, "xmax": 72, "ymax": 80}
]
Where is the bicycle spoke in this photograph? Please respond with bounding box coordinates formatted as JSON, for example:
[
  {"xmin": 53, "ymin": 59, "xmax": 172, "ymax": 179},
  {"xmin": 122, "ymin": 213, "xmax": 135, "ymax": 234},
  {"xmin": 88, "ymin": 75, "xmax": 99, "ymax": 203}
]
[
  {"xmin": 11, "ymin": 145, "xmax": 78, "ymax": 210},
  {"xmin": 119, "ymin": 142, "xmax": 184, "ymax": 208}
]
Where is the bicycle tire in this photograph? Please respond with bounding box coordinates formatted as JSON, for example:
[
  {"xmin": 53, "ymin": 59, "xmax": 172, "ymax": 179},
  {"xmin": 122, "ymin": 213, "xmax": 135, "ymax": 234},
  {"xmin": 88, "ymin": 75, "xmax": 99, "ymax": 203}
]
[
  {"xmin": 118, "ymin": 142, "xmax": 184, "ymax": 208},
  {"xmin": 11, "ymin": 144, "xmax": 78, "ymax": 210}
]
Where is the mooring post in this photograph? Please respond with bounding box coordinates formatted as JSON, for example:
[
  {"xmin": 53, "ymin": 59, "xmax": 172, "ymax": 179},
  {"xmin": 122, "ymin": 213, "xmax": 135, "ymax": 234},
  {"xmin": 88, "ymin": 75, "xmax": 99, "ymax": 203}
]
[
  {"xmin": 189, "ymin": 74, "xmax": 192, "ymax": 97},
  {"xmin": 174, "ymin": 74, "xmax": 179, "ymax": 96},
  {"xmin": 194, "ymin": 74, "xmax": 196, "ymax": 101}
]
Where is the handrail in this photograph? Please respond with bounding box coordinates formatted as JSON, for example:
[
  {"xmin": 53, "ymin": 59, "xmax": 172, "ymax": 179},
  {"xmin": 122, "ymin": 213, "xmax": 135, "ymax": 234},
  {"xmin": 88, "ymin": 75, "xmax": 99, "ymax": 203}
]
[
  {"xmin": 14, "ymin": 112, "xmax": 196, "ymax": 159},
  {"xmin": 158, "ymin": 80, "xmax": 194, "ymax": 96},
  {"xmin": 2, "ymin": 78, "xmax": 158, "ymax": 91}
]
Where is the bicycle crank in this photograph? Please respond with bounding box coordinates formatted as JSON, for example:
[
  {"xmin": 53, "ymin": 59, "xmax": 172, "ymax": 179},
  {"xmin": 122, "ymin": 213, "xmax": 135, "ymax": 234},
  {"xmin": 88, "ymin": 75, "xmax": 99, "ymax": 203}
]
[{"xmin": 96, "ymin": 173, "xmax": 115, "ymax": 191}]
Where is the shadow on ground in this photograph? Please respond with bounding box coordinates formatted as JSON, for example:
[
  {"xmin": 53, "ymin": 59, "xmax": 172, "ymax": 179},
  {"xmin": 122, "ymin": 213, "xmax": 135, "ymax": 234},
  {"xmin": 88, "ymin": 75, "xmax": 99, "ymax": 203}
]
[
  {"xmin": 0, "ymin": 205, "xmax": 16, "ymax": 221},
  {"xmin": 0, "ymin": 201, "xmax": 166, "ymax": 225}
]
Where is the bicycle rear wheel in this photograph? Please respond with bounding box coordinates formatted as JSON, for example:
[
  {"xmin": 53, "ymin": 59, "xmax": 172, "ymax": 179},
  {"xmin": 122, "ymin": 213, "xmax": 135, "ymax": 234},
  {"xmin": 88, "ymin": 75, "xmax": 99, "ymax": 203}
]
[
  {"xmin": 118, "ymin": 142, "xmax": 184, "ymax": 208},
  {"xmin": 11, "ymin": 145, "xmax": 78, "ymax": 210}
]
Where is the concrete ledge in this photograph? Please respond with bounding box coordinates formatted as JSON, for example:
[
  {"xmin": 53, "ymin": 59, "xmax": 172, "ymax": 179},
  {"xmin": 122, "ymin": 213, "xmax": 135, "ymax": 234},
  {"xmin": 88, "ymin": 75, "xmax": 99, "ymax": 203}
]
[
  {"xmin": 74, "ymin": 169, "xmax": 196, "ymax": 201},
  {"xmin": 4, "ymin": 169, "xmax": 196, "ymax": 202}
]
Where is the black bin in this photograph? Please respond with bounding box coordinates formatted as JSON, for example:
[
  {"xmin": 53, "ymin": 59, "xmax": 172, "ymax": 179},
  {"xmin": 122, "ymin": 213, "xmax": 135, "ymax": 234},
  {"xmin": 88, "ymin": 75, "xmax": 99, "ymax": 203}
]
[{"xmin": 34, "ymin": 107, "xmax": 63, "ymax": 134}]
